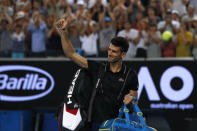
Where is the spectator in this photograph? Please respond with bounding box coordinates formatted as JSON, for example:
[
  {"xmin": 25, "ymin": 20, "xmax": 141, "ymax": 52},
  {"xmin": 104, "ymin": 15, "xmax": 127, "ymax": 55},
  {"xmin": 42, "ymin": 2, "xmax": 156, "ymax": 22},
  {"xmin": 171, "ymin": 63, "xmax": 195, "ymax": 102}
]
[
  {"xmin": 90, "ymin": 0, "xmax": 105, "ymax": 22},
  {"xmin": 113, "ymin": 0, "xmax": 127, "ymax": 16},
  {"xmin": 128, "ymin": 0, "xmax": 145, "ymax": 25},
  {"xmin": 175, "ymin": 21, "xmax": 193, "ymax": 57},
  {"xmin": 158, "ymin": 9, "xmax": 180, "ymax": 34},
  {"xmin": 145, "ymin": 6, "xmax": 161, "ymax": 25},
  {"xmin": 79, "ymin": 21, "xmax": 98, "ymax": 57},
  {"xmin": 14, "ymin": 11, "xmax": 30, "ymax": 55},
  {"xmin": 184, "ymin": 4, "xmax": 196, "ymax": 19},
  {"xmin": 171, "ymin": 10, "xmax": 181, "ymax": 22},
  {"xmin": 116, "ymin": 15, "xmax": 127, "ymax": 35},
  {"xmin": 14, "ymin": 11, "xmax": 29, "ymax": 33},
  {"xmin": 46, "ymin": 14, "xmax": 64, "ymax": 57},
  {"xmin": 98, "ymin": 16, "xmax": 116, "ymax": 57},
  {"xmin": 189, "ymin": 0, "xmax": 197, "ymax": 15},
  {"xmin": 108, "ymin": 0, "xmax": 118, "ymax": 10},
  {"xmin": 192, "ymin": 17, "xmax": 197, "ymax": 57},
  {"xmin": 0, "ymin": 8, "xmax": 13, "ymax": 57},
  {"xmin": 112, "ymin": 0, "xmax": 128, "ymax": 35},
  {"xmin": 1, "ymin": 0, "xmax": 14, "ymax": 17},
  {"xmin": 117, "ymin": 21, "xmax": 138, "ymax": 58},
  {"xmin": 15, "ymin": 11, "xmax": 27, "ymax": 25},
  {"xmin": 27, "ymin": 11, "xmax": 48, "ymax": 57},
  {"xmin": 148, "ymin": 0, "xmax": 162, "ymax": 17},
  {"xmin": 161, "ymin": 0, "xmax": 173, "ymax": 18},
  {"xmin": 147, "ymin": 22, "xmax": 162, "ymax": 58},
  {"xmin": 31, "ymin": 0, "xmax": 48, "ymax": 16},
  {"xmin": 0, "ymin": 3, "xmax": 13, "ymax": 23},
  {"xmin": 182, "ymin": 5, "xmax": 197, "ymax": 28},
  {"xmin": 15, "ymin": 0, "xmax": 31, "ymax": 14},
  {"xmin": 135, "ymin": 19, "xmax": 149, "ymax": 58},
  {"xmin": 132, "ymin": 11, "xmax": 144, "ymax": 30},
  {"xmin": 46, "ymin": 0, "xmax": 68, "ymax": 19},
  {"xmin": 75, "ymin": 0, "xmax": 88, "ymax": 22},
  {"xmin": 0, "ymin": 19, "xmax": 12, "ymax": 57},
  {"xmin": 98, "ymin": 6, "xmax": 116, "ymax": 57},
  {"xmin": 172, "ymin": 0, "xmax": 188, "ymax": 17},
  {"xmin": 11, "ymin": 24, "xmax": 25, "ymax": 58},
  {"xmin": 85, "ymin": 10, "xmax": 94, "ymax": 23},
  {"xmin": 68, "ymin": 24, "xmax": 82, "ymax": 53}
]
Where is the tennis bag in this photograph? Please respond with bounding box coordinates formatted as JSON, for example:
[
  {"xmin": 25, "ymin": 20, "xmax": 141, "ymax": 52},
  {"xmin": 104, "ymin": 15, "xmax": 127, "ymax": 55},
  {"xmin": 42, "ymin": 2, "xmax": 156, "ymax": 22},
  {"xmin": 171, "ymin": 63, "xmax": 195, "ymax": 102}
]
[
  {"xmin": 58, "ymin": 68, "xmax": 93, "ymax": 131},
  {"xmin": 99, "ymin": 100, "xmax": 157, "ymax": 131},
  {"xmin": 58, "ymin": 63, "xmax": 108, "ymax": 131}
]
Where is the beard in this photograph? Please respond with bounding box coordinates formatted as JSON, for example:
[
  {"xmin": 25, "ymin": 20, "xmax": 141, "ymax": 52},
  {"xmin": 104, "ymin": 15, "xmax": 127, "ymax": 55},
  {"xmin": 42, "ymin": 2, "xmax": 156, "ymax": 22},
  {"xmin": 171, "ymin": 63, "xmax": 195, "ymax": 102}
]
[{"xmin": 107, "ymin": 55, "xmax": 122, "ymax": 64}]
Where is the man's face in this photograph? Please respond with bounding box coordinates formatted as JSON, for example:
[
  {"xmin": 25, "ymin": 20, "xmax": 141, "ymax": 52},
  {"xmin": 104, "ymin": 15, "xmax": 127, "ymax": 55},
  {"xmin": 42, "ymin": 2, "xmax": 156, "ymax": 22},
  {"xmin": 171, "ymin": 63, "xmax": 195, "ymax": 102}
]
[
  {"xmin": 150, "ymin": 25, "xmax": 156, "ymax": 31},
  {"xmin": 124, "ymin": 22, "xmax": 131, "ymax": 30},
  {"xmin": 165, "ymin": 15, "xmax": 172, "ymax": 23},
  {"xmin": 193, "ymin": 21, "xmax": 197, "ymax": 27},
  {"xmin": 0, "ymin": 20, "xmax": 8, "ymax": 29},
  {"xmin": 105, "ymin": 21, "xmax": 110, "ymax": 28},
  {"xmin": 33, "ymin": 1, "xmax": 40, "ymax": 9},
  {"xmin": 107, "ymin": 44, "xmax": 125, "ymax": 63}
]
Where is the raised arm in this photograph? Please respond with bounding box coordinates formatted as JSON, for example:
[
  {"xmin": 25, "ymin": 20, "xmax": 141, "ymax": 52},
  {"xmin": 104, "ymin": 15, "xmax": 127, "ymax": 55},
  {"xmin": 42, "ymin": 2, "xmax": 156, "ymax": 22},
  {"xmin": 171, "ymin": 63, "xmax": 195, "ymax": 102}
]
[{"xmin": 55, "ymin": 17, "xmax": 88, "ymax": 69}]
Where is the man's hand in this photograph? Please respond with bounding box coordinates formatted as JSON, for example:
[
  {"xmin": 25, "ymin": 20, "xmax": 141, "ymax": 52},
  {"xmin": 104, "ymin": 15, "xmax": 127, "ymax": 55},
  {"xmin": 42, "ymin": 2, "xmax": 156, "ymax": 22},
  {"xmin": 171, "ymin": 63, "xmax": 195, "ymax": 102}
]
[
  {"xmin": 54, "ymin": 18, "xmax": 70, "ymax": 36},
  {"xmin": 123, "ymin": 94, "xmax": 133, "ymax": 105},
  {"xmin": 54, "ymin": 14, "xmax": 77, "ymax": 36},
  {"xmin": 55, "ymin": 18, "xmax": 67, "ymax": 29}
]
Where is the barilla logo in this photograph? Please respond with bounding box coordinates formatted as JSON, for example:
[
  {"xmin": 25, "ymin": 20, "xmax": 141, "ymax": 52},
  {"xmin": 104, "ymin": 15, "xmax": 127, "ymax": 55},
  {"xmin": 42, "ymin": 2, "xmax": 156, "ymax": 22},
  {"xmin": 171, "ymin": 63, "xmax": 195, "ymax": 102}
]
[{"xmin": 0, "ymin": 65, "xmax": 54, "ymax": 102}]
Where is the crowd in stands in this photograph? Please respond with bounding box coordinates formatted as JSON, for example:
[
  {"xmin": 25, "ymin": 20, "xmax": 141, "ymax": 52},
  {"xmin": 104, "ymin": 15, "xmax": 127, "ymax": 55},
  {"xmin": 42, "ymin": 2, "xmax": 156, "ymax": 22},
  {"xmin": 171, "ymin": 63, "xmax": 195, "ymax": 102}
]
[{"xmin": 0, "ymin": 0, "xmax": 197, "ymax": 58}]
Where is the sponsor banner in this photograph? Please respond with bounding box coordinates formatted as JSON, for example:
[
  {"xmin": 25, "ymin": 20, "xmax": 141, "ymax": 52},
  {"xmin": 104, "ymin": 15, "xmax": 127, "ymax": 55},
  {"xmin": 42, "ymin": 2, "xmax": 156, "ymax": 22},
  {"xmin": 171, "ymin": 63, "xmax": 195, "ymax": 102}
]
[
  {"xmin": 0, "ymin": 59, "xmax": 196, "ymax": 117},
  {"xmin": 126, "ymin": 60, "xmax": 197, "ymax": 117},
  {"xmin": 0, "ymin": 60, "xmax": 78, "ymax": 110},
  {"xmin": 0, "ymin": 65, "xmax": 54, "ymax": 102}
]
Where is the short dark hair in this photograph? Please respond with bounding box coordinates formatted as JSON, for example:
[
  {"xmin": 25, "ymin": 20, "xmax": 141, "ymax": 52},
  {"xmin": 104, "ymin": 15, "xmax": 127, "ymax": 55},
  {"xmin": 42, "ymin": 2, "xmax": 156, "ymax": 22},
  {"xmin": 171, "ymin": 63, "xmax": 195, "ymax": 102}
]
[{"xmin": 110, "ymin": 37, "xmax": 129, "ymax": 53}]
